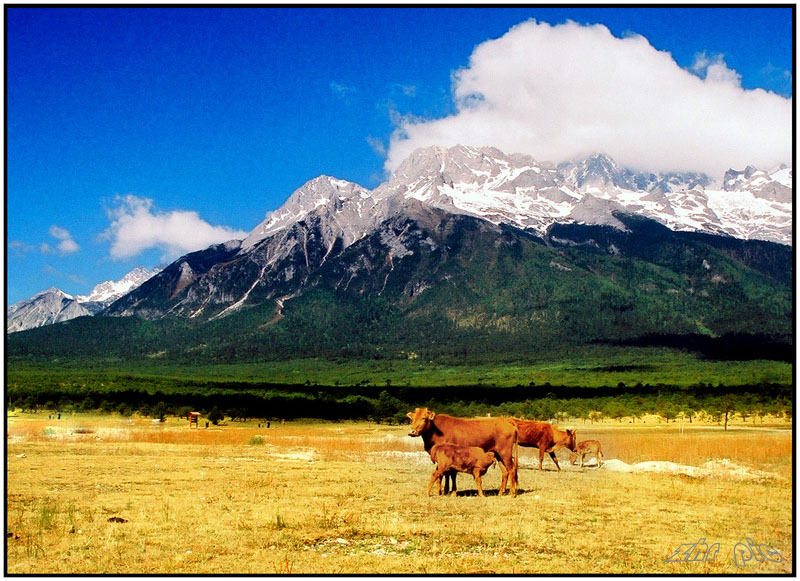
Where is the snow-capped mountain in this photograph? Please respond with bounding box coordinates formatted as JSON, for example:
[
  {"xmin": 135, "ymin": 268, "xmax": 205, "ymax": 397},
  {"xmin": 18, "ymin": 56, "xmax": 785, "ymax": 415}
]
[
  {"xmin": 380, "ymin": 146, "xmax": 791, "ymax": 245},
  {"xmin": 76, "ymin": 266, "xmax": 161, "ymax": 314},
  {"xmin": 242, "ymin": 176, "xmax": 382, "ymax": 251},
  {"xmin": 239, "ymin": 146, "xmax": 791, "ymax": 254},
  {"xmin": 104, "ymin": 145, "xmax": 791, "ymax": 324},
  {"xmin": 7, "ymin": 267, "xmax": 159, "ymax": 332},
  {"xmin": 6, "ymin": 288, "xmax": 91, "ymax": 333}
]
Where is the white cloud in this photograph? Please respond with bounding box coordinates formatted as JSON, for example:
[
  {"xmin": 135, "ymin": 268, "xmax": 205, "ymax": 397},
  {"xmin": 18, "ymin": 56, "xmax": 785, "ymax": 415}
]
[
  {"xmin": 57, "ymin": 238, "xmax": 79, "ymax": 254},
  {"xmin": 48, "ymin": 225, "xmax": 80, "ymax": 254},
  {"xmin": 9, "ymin": 240, "xmax": 36, "ymax": 255},
  {"xmin": 330, "ymin": 81, "xmax": 357, "ymax": 102},
  {"xmin": 103, "ymin": 195, "xmax": 248, "ymax": 261},
  {"xmin": 691, "ymin": 52, "xmax": 742, "ymax": 86},
  {"xmin": 10, "ymin": 226, "xmax": 79, "ymax": 256},
  {"xmin": 397, "ymin": 84, "xmax": 417, "ymax": 97},
  {"xmin": 385, "ymin": 20, "xmax": 791, "ymax": 179},
  {"xmin": 366, "ymin": 135, "xmax": 387, "ymax": 156}
]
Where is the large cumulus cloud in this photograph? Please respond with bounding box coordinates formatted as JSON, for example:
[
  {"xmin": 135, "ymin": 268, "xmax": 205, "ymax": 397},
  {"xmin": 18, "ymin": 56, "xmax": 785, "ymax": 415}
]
[
  {"xmin": 103, "ymin": 195, "xmax": 248, "ymax": 261},
  {"xmin": 385, "ymin": 20, "xmax": 791, "ymax": 179}
]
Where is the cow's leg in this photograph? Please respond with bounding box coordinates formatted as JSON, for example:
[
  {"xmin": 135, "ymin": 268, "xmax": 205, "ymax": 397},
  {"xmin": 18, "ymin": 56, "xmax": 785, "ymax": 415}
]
[
  {"xmin": 428, "ymin": 469, "xmax": 444, "ymax": 496},
  {"xmin": 443, "ymin": 470, "xmax": 457, "ymax": 495},
  {"xmin": 473, "ymin": 470, "xmax": 485, "ymax": 497},
  {"xmin": 580, "ymin": 452, "xmax": 586, "ymax": 468},
  {"xmin": 496, "ymin": 458, "xmax": 509, "ymax": 495},
  {"xmin": 538, "ymin": 448, "xmax": 546, "ymax": 470},
  {"xmin": 496, "ymin": 451, "xmax": 517, "ymax": 497},
  {"xmin": 549, "ymin": 451, "xmax": 561, "ymax": 471}
]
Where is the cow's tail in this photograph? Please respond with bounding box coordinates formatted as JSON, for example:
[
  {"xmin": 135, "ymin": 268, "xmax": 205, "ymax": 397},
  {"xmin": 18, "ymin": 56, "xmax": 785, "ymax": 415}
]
[{"xmin": 513, "ymin": 430, "xmax": 519, "ymax": 487}]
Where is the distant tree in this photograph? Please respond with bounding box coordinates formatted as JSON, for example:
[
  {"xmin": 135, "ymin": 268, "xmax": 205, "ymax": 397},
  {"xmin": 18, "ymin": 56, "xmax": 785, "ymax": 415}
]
[
  {"xmin": 208, "ymin": 406, "xmax": 224, "ymax": 425},
  {"xmin": 230, "ymin": 408, "xmax": 249, "ymax": 422},
  {"xmin": 723, "ymin": 396, "xmax": 738, "ymax": 430},
  {"xmin": 605, "ymin": 401, "xmax": 626, "ymax": 422},
  {"xmin": 588, "ymin": 410, "xmax": 603, "ymax": 424},
  {"xmin": 538, "ymin": 399, "xmax": 556, "ymax": 422},
  {"xmin": 659, "ymin": 406, "xmax": 678, "ymax": 423},
  {"xmin": 151, "ymin": 401, "xmax": 168, "ymax": 422},
  {"xmin": 374, "ymin": 390, "xmax": 404, "ymax": 423}
]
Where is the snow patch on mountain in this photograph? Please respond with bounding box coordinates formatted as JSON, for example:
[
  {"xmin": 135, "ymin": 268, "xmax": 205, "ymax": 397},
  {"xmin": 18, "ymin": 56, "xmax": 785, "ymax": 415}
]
[
  {"xmin": 238, "ymin": 146, "xmax": 791, "ymax": 258},
  {"xmin": 77, "ymin": 266, "xmax": 160, "ymax": 306}
]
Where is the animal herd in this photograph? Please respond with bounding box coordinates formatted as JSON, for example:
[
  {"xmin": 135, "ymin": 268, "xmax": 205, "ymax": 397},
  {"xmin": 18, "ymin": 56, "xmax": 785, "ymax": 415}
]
[{"xmin": 406, "ymin": 407, "xmax": 604, "ymax": 497}]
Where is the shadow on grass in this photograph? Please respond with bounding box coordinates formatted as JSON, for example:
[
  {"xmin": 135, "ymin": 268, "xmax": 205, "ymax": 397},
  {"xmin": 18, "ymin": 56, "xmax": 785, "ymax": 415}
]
[{"xmin": 434, "ymin": 488, "xmax": 536, "ymax": 497}]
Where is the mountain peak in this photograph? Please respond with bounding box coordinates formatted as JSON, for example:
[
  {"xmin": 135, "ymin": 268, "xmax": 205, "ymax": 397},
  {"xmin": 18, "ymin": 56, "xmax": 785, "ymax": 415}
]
[
  {"xmin": 241, "ymin": 175, "xmax": 373, "ymax": 250},
  {"xmin": 76, "ymin": 266, "xmax": 160, "ymax": 305},
  {"xmin": 7, "ymin": 287, "xmax": 88, "ymax": 333},
  {"xmin": 35, "ymin": 286, "xmax": 73, "ymax": 300}
]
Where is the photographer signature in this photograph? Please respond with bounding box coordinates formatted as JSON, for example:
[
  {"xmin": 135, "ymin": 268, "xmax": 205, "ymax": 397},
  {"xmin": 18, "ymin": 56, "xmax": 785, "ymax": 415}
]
[{"xmin": 665, "ymin": 537, "xmax": 782, "ymax": 567}]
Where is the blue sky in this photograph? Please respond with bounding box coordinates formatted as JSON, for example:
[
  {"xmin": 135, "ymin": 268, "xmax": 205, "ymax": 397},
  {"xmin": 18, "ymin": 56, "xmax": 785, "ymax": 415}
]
[{"xmin": 5, "ymin": 6, "xmax": 794, "ymax": 305}]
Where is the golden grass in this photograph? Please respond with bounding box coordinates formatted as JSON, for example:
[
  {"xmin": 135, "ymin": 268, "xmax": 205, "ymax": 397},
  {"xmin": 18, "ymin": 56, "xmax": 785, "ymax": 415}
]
[
  {"xmin": 5, "ymin": 413, "xmax": 794, "ymax": 574},
  {"xmin": 567, "ymin": 425, "xmax": 793, "ymax": 475}
]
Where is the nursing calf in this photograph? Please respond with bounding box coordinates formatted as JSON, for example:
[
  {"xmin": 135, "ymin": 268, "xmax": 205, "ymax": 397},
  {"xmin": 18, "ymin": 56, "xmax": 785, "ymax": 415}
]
[
  {"xmin": 407, "ymin": 408, "xmax": 518, "ymax": 496},
  {"xmin": 428, "ymin": 444, "xmax": 497, "ymax": 497}
]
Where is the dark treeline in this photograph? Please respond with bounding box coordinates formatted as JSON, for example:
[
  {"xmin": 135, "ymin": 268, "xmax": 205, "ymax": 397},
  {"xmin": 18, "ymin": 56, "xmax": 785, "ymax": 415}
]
[
  {"xmin": 613, "ymin": 333, "xmax": 794, "ymax": 363},
  {"xmin": 7, "ymin": 381, "xmax": 792, "ymax": 426}
]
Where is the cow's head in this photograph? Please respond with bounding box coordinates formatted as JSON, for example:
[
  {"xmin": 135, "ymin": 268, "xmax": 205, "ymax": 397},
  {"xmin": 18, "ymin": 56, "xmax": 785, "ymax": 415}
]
[
  {"xmin": 479, "ymin": 451, "xmax": 498, "ymax": 472},
  {"xmin": 407, "ymin": 407, "xmax": 435, "ymax": 437},
  {"xmin": 565, "ymin": 429, "xmax": 577, "ymax": 452}
]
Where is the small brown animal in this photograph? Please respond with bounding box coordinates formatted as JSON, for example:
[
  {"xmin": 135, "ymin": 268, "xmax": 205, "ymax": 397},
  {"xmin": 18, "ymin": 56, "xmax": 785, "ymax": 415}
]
[
  {"xmin": 427, "ymin": 443, "xmax": 497, "ymax": 497},
  {"xmin": 509, "ymin": 419, "xmax": 576, "ymax": 471},
  {"xmin": 569, "ymin": 439, "xmax": 604, "ymax": 467}
]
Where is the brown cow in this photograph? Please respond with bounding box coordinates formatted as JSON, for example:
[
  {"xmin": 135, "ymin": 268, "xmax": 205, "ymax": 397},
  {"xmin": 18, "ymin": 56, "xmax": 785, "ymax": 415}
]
[
  {"xmin": 407, "ymin": 408, "xmax": 518, "ymax": 496},
  {"xmin": 510, "ymin": 419, "xmax": 576, "ymax": 471},
  {"xmin": 428, "ymin": 444, "xmax": 497, "ymax": 496},
  {"xmin": 569, "ymin": 439, "xmax": 604, "ymax": 467}
]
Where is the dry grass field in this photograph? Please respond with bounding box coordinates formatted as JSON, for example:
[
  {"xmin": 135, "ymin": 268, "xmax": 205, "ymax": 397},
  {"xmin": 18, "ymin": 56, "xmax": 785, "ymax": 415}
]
[{"xmin": 6, "ymin": 412, "xmax": 793, "ymax": 574}]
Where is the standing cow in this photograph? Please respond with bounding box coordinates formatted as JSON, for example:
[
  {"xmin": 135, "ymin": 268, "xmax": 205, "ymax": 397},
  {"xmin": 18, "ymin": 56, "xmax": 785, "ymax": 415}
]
[
  {"xmin": 428, "ymin": 444, "xmax": 497, "ymax": 497},
  {"xmin": 510, "ymin": 419, "xmax": 576, "ymax": 471},
  {"xmin": 407, "ymin": 408, "xmax": 519, "ymax": 497}
]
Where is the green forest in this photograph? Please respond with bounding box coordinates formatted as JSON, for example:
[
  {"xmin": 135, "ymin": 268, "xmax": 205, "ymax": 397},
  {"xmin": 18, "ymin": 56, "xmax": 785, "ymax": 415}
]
[
  {"xmin": 7, "ymin": 348, "xmax": 792, "ymax": 425},
  {"xmin": 6, "ymin": 216, "xmax": 792, "ymax": 424}
]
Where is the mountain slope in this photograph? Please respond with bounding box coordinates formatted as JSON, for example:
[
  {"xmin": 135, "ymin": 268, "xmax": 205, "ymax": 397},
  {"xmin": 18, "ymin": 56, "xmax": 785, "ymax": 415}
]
[
  {"xmin": 7, "ymin": 267, "xmax": 159, "ymax": 332},
  {"xmin": 8, "ymin": 145, "xmax": 792, "ymax": 361},
  {"xmin": 6, "ymin": 288, "xmax": 91, "ymax": 333},
  {"xmin": 10, "ymin": 209, "xmax": 791, "ymax": 363},
  {"xmin": 104, "ymin": 146, "xmax": 792, "ymax": 324}
]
